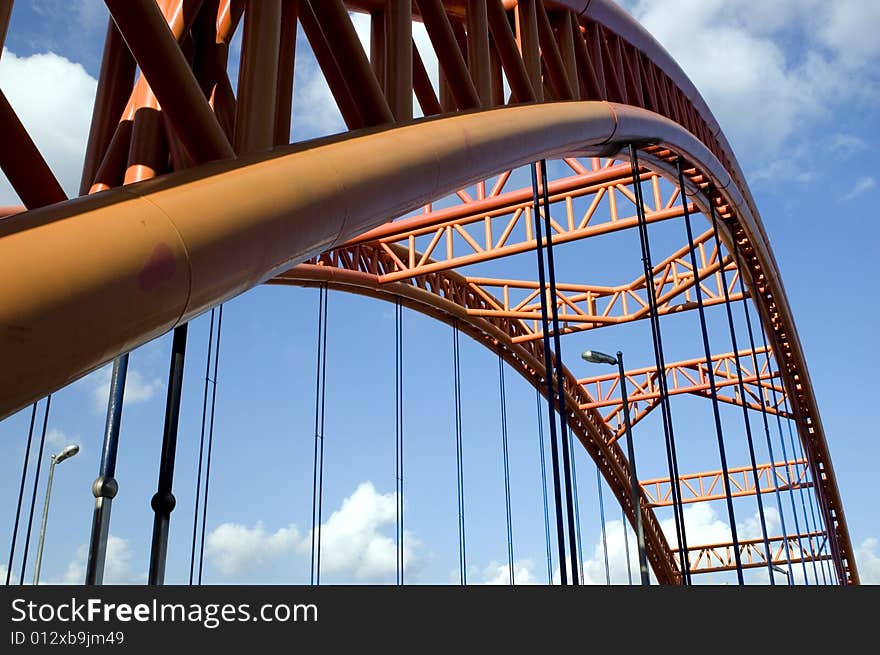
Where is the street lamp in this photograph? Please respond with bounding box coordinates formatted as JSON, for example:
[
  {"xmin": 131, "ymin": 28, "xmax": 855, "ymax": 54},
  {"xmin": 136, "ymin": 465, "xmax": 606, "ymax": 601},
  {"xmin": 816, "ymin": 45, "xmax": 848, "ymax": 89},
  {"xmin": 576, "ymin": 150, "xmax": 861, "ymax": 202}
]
[
  {"xmin": 33, "ymin": 443, "xmax": 80, "ymax": 585},
  {"xmin": 581, "ymin": 349, "xmax": 650, "ymax": 586},
  {"xmin": 771, "ymin": 565, "xmax": 793, "ymax": 585}
]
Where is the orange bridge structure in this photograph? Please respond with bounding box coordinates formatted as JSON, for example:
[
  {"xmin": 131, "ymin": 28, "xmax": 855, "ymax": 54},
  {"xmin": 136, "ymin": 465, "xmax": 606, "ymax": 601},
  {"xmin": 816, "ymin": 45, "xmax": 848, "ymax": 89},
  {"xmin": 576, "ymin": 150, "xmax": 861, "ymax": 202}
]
[{"xmin": 0, "ymin": 0, "xmax": 857, "ymax": 585}]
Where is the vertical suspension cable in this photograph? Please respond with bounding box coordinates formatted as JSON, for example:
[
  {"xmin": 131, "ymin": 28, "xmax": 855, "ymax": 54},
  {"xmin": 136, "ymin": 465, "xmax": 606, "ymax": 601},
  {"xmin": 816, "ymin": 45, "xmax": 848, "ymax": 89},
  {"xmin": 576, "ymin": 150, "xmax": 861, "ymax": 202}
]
[
  {"xmin": 630, "ymin": 146, "xmax": 690, "ymax": 584},
  {"xmin": 197, "ymin": 304, "xmax": 223, "ymax": 585},
  {"xmin": 395, "ymin": 297, "xmax": 405, "ymax": 585},
  {"xmin": 539, "ymin": 160, "xmax": 581, "ymax": 584},
  {"xmin": 775, "ymin": 411, "xmax": 810, "ymax": 584},
  {"xmin": 498, "ymin": 351, "xmax": 515, "ymax": 585},
  {"xmin": 803, "ymin": 428, "xmax": 839, "ymax": 584},
  {"xmin": 535, "ymin": 389, "xmax": 553, "ymax": 584},
  {"xmin": 806, "ymin": 477, "xmax": 834, "ymax": 584},
  {"xmin": 6, "ymin": 403, "xmax": 38, "ymax": 586},
  {"xmin": 19, "ymin": 396, "xmax": 51, "ymax": 584},
  {"xmin": 782, "ymin": 399, "xmax": 821, "ymax": 585},
  {"xmin": 567, "ymin": 428, "xmax": 584, "ymax": 584},
  {"xmin": 755, "ymin": 324, "xmax": 810, "ymax": 585},
  {"xmin": 729, "ymin": 237, "xmax": 795, "ymax": 583},
  {"xmin": 786, "ymin": 404, "xmax": 839, "ymax": 584},
  {"xmin": 798, "ymin": 439, "xmax": 834, "ymax": 584},
  {"xmin": 529, "ymin": 162, "xmax": 571, "ymax": 585},
  {"xmin": 190, "ymin": 308, "xmax": 216, "ymax": 585},
  {"xmin": 794, "ymin": 427, "xmax": 830, "ymax": 584},
  {"xmin": 452, "ymin": 322, "xmax": 467, "ymax": 585},
  {"xmin": 710, "ymin": 210, "xmax": 775, "ymax": 583},
  {"xmin": 309, "ymin": 285, "xmax": 329, "ymax": 585},
  {"xmin": 677, "ymin": 161, "xmax": 745, "ymax": 583},
  {"xmin": 800, "ymin": 452, "xmax": 828, "ymax": 585},
  {"xmin": 596, "ymin": 465, "xmax": 610, "ymax": 585},
  {"xmin": 621, "ymin": 506, "xmax": 633, "ymax": 585}
]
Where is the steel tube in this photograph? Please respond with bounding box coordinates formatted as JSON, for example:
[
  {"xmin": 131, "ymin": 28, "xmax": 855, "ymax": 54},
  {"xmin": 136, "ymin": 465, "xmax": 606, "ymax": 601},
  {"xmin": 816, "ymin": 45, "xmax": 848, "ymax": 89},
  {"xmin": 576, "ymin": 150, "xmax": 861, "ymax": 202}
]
[
  {"xmin": 307, "ymin": 0, "xmax": 394, "ymax": 125},
  {"xmin": 618, "ymin": 352, "xmax": 649, "ymax": 585},
  {"xmin": 466, "ymin": 0, "xmax": 491, "ymax": 106},
  {"xmin": 387, "ymin": 0, "xmax": 413, "ymax": 121},
  {"xmin": 273, "ymin": 0, "xmax": 299, "ymax": 145},
  {"xmin": 234, "ymin": 0, "xmax": 282, "ymax": 154},
  {"xmin": 85, "ymin": 355, "xmax": 127, "ymax": 584},
  {"xmin": 79, "ymin": 19, "xmax": 137, "ymax": 195},
  {"xmin": 0, "ymin": 102, "xmax": 623, "ymax": 418},
  {"xmin": 32, "ymin": 456, "xmax": 56, "ymax": 585},
  {"xmin": 105, "ymin": 0, "xmax": 234, "ymax": 163},
  {"xmin": 148, "ymin": 323, "xmax": 188, "ymax": 585}
]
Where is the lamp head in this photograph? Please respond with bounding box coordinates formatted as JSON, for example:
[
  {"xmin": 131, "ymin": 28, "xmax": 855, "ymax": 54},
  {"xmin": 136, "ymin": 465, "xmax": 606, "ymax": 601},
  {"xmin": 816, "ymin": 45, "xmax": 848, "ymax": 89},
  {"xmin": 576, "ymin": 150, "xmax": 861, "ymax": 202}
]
[
  {"xmin": 580, "ymin": 350, "xmax": 618, "ymax": 366},
  {"xmin": 54, "ymin": 443, "xmax": 80, "ymax": 464}
]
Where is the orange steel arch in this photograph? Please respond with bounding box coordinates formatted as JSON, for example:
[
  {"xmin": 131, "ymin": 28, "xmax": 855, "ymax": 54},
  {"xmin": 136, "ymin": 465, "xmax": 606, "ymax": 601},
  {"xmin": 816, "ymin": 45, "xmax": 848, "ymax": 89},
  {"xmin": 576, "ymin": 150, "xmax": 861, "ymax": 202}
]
[
  {"xmin": 0, "ymin": 0, "xmax": 856, "ymax": 583},
  {"xmin": 271, "ymin": 247, "xmax": 683, "ymax": 583}
]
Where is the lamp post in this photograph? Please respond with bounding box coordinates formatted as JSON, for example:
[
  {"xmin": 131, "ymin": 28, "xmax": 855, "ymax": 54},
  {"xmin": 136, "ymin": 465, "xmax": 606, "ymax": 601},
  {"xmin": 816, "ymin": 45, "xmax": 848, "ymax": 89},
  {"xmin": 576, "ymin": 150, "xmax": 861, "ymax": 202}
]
[
  {"xmin": 33, "ymin": 443, "xmax": 80, "ymax": 585},
  {"xmin": 581, "ymin": 349, "xmax": 650, "ymax": 585}
]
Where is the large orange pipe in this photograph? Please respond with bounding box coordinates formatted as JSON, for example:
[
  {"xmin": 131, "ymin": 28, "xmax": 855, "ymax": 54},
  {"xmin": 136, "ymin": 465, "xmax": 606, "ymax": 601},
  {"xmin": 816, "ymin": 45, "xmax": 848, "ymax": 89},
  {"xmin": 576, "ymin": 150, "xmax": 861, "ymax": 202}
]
[{"xmin": 0, "ymin": 100, "xmax": 752, "ymax": 422}]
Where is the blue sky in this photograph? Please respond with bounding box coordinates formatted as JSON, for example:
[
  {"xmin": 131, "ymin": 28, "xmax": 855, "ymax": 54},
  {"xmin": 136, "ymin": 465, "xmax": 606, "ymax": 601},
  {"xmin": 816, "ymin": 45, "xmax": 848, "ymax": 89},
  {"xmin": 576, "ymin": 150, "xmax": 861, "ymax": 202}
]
[{"xmin": 0, "ymin": 1, "xmax": 877, "ymax": 585}]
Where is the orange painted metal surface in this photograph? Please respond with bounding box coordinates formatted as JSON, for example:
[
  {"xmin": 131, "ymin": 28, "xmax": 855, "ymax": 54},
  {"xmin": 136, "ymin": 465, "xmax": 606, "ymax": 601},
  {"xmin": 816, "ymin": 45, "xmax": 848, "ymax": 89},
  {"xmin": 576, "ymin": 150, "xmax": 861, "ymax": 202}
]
[
  {"xmin": 579, "ymin": 347, "xmax": 789, "ymax": 440},
  {"xmin": 0, "ymin": 102, "xmax": 617, "ymax": 420},
  {"xmin": 0, "ymin": 0, "xmax": 856, "ymax": 584},
  {"xmin": 272, "ymin": 254, "xmax": 681, "ymax": 583},
  {"xmin": 641, "ymin": 460, "xmax": 811, "ymax": 508},
  {"xmin": 680, "ymin": 531, "xmax": 829, "ymax": 575}
]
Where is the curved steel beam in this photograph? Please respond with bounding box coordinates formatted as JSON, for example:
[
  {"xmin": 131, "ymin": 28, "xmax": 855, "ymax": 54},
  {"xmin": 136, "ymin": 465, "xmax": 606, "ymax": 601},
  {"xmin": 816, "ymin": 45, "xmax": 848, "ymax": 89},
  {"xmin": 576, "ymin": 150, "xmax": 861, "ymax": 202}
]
[
  {"xmin": 270, "ymin": 256, "xmax": 681, "ymax": 583},
  {"xmin": 1, "ymin": 101, "xmax": 615, "ymax": 418},
  {"xmin": 0, "ymin": 100, "xmax": 857, "ymax": 583}
]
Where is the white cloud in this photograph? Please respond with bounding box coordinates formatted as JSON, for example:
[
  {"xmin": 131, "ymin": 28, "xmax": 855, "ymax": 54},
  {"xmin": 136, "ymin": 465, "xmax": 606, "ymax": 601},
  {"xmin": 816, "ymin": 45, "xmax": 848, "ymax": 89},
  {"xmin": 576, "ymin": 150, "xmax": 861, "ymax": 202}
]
[
  {"xmin": 0, "ymin": 48, "xmax": 97, "ymax": 203},
  {"xmin": 205, "ymin": 482, "xmax": 421, "ymax": 582},
  {"xmin": 43, "ymin": 428, "xmax": 83, "ymax": 459},
  {"xmin": 564, "ymin": 503, "xmax": 816, "ymax": 585},
  {"xmin": 622, "ymin": 0, "xmax": 879, "ymax": 172},
  {"xmin": 856, "ymin": 538, "xmax": 880, "ymax": 585},
  {"xmin": 843, "ymin": 176, "xmax": 876, "ymax": 201},
  {"xmin": 45, "ymin": 427, "xmax": 72, "ymax": 451},
  {"xmin": 54, "ymin": 535, "xmax": 144, "ymax": 585},
  {"xmin": 303, "ymin": 481, "xmax": 421, "ymax": 582},
  {"xmin": 290, "ymin": 12, "xmax": 439, "ymax": 139},
  {"xmin": 206, "ymin": 521, "xmax": 301, "ymax": 577},
  {"xmin": 88, "ymin": 365, "xmax": 163, "ymax": 413},
  {"xmin": 660, "ymin": 503, "xmax": 734, "ymax": 551},
  {"xmin": 817, "ymin": 0, "xmax": 880, "ymax": 65},
  {"xmin": 480, "ymin": 560, "xmax": 539, "ymax": 585},
  {"xmin": 739, "ymin": 506, "xmax": 782, "ymax": 540},
  {"xmin": 828, "ymin": 133, "xmax": 868, "ymax": 155}
]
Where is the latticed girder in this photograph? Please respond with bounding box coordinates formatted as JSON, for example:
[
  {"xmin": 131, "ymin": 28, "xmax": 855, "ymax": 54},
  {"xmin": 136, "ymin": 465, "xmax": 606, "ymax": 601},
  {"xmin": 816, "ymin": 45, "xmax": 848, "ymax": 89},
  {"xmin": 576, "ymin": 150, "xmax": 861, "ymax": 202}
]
[
  {"xmin": 680, "ymin": 532, "xmax": 831, "ymax": 576},
  {"xmin": 314, "ymin": 181, "xmax": 746, "ymax": 344},
  {"xmin": 346, "ymin": 161, "xmax": 694, "ymax": 281},
  {"xmin": 274, "ymin": 257, "xmax": 686, "ymax": 584},
  {"xmin": 641, "ymin": 460, "xmax": 811, "ymax": 508},
  {"xmin": 578, "ymin": 347, "xmax": 791, "ymax": 440},
  {"xmin": 457, "ymin": 224, "xmax": 746, "ymax": 343},
  {"xmin": 0, "ymin": 0, "xmax": 857, "ymax": 583}
]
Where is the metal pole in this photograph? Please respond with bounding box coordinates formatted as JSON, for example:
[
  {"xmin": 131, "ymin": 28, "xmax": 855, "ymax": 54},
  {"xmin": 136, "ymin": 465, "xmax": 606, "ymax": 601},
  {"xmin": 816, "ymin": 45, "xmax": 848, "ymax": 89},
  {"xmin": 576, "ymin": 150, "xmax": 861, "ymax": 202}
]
[
  {"xmin": 596, "ymin": 465, "xmax": 610, "ymax": 585},
  {"xmin": 6, "ymin": 403, "xmax": 38, "ymax": 585},
  {"xmin": 19, "ymin": 396, "xmax": 51, "ymax": 585},
  {"xmin": 529, "ymin": 162, "xmax": 570, "ymax": 584},
  {"xmin": 539, "ymin": 159, "xmax": 581, "ymax": 585},
  {"xmin": 676, "ymin": 160, "xmax": 743, "ymax": 584},
  {"xmin": 709, "ymin": 209, "xmax": 775, "ymax": 584},
  {"xmin": 618, "ymin": 352, "xmax": 650, "ymax": 585},
  {"xmin": 85, "ymin": 354, "xmax": 127, "ymax": 584},
  {"xmin": 148, "ymin": 324, "xmax": 188, "ymax": 585},
  {"xmin": 629, "ymin": 145, "xmax": 690, "ymax": 583},
  {"xmin": 32, "ymin": 455, "xmax": 57, "ymax": 585}
]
